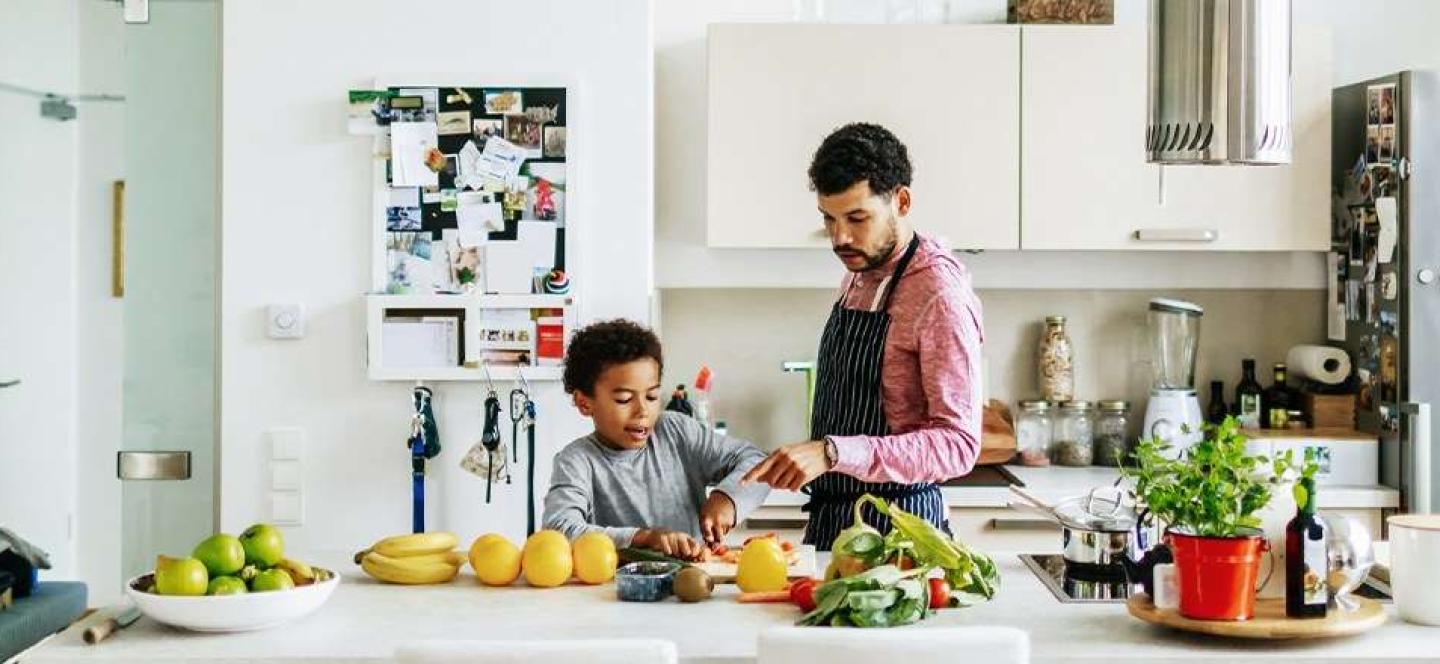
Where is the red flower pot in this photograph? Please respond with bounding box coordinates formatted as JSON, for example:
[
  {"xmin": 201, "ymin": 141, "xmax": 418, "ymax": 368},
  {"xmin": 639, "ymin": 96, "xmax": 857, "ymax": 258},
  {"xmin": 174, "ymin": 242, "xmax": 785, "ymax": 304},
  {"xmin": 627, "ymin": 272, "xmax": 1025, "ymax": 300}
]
[{"xmin": 1167, "ymin": 531, "xmax": 1270, "ymax": 620}]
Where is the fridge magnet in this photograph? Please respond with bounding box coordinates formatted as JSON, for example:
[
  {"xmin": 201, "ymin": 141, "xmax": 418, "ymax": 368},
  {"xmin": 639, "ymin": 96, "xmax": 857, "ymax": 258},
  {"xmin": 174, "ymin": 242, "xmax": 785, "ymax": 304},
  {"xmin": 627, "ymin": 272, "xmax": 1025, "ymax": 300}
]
[
  {"xmin": 504, "ymin": 113, "xmax": 544, "ymax": 156},
  {"xmin": 348, "ymin": 90, "xmax": 393, "ymax": 134},
  {"xmin": 437, "ymin": 110, "xmax": 472, "ymax": 136},
  {"xmin": 386, "ymin": 204, "xmax": 422, "ymax": 231},
  {"xmin": 1379, "ymin": 85, "xmax": 1396, "ymax": 126},
  {"xmin": 1365, "ymin": 127, "xmax": 1381, "ymax": 164},
  {"xmin": 1367, "ymin": 86, "xmax": 1382, "ymax": 126},
  {"xmin": 543, "ymin": 126, "xmax": 567, "ymax": 159},
  {"xmin": 1382, "ymin": 272, "xmax": 1398, "ymax": 301},
  {"xmin": 397, "ymin": 88, "xmax": 439, "ymax": 121},
  {"xmin": 1379, "ymin": 125, "xmax": 1395, "ymax": 161},
  {"xmin": 424, "ymin": 147, "xmax": 447, "ymax": 173},
  {"xmin": 390, "ymin": 95, "xmax": 427, "ymax": 122},
  {"xmin": 484, "ymin": 90, "xmax": 523, "ymax": 115},
  {"xmin": 473, "ymin": 119, "xmax": 503, "ymax": 145}
]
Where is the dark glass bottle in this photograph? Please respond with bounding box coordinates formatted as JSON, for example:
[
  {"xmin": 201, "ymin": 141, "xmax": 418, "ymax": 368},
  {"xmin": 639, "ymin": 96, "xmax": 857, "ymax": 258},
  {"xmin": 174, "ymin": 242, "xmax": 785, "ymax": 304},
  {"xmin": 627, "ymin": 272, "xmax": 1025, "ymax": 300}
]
[
  {"xmin": 1234, "ymin": 359, "xmax": 1264, "ymax": 429},
  {"xmin": 1206, "ymin": 380, "xmax": 1228, "ymax": 425},
  {"xmin": 1286, "ymin": 477, "xmax": 1328, "ymax": 618},
  {"xmin": 1263, "ymin": 364, "xmax": 1293, "ymax": 429}
]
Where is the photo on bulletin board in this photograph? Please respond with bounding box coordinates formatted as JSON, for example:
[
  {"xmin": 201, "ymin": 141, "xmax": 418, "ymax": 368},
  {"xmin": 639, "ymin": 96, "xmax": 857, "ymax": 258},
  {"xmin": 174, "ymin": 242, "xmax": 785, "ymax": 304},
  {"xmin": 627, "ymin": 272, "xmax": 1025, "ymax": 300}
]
[
  {"xmin": 1378, "ymin": 125, "xmax": 1395, "ymax": 162},
  {"xmin": 1367, "ymin": 86, "xmax": 1382, "ymax": 126},
  {"xmin": 1366, "ymin": 126, "xmax": 1380, "ymax": 164},
  {"xmin": 1379, "ymin": 85, "xmax": 1395, "ymax": 126},
  {"xmin": 543, "ymin": 126, "xmax": 567, "ymax": 159},
  {"xmin": 484, "ymin": 90, "xmax": 523, "ymax": 115},
  {"xmin": 504, "ymin": 114, "xmax": 544, "ymax": 156}
]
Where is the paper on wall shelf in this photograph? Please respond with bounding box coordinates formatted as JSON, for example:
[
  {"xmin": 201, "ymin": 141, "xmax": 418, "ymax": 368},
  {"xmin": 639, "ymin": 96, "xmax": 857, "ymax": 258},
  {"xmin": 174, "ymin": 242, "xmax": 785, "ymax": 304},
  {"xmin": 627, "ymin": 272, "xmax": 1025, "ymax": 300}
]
[{"xmin": 390, "ymin": 122, "xmax": 439, "ymax": 187}]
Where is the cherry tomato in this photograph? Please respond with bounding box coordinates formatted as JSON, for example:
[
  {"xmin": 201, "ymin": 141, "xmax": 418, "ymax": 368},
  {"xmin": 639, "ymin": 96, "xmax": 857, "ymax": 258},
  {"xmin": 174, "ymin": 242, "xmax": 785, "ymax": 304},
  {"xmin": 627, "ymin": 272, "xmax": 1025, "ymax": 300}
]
[
  {"xmin": 928, "ymin": 577, "xmax": 952, "ymax": 609},
  {"xmin": 789, "ymin": 578, "xmax": 818, "ymax": 612}
]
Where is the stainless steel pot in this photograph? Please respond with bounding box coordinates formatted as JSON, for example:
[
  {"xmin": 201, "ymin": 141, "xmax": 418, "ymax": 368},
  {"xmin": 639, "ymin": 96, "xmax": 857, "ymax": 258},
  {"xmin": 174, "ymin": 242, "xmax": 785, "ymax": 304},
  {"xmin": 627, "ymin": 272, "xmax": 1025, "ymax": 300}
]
[{"xmin": 1062, "ymin": 523, "xmax": 1136, "ymax": 568}]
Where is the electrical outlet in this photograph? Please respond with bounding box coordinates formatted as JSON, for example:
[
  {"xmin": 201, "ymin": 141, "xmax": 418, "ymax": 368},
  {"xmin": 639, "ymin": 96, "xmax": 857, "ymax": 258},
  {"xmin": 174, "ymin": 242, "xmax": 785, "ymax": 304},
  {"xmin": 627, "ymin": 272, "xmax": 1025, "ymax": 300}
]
[{"xmin": 267, "ymin": 303, "xmax": 306, "ymax": 339}]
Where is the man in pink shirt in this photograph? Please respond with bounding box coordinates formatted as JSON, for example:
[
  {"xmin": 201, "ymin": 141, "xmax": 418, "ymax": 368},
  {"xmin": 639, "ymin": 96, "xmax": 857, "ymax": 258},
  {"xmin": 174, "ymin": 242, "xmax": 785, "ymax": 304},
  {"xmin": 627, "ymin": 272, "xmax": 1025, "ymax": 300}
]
[{"xmin": 743, "ymin": 123, "xmax": 985, "ymax": 550}]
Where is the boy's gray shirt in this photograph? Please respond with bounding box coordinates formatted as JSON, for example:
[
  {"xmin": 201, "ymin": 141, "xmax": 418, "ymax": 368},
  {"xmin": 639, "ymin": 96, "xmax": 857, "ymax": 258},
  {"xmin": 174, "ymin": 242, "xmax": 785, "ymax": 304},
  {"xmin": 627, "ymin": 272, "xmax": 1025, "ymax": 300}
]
[{"xmin": 543, "ymin": 411, "xmax": 771, "ymax": 546}]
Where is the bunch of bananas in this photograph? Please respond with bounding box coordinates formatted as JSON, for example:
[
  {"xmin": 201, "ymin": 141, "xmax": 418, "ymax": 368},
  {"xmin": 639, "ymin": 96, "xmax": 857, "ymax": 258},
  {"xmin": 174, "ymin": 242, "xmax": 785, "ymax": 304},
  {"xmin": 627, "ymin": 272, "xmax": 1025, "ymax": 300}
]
[{"xmin": 355, "ymin": 532, "xmax": 463, "ymax": 585}]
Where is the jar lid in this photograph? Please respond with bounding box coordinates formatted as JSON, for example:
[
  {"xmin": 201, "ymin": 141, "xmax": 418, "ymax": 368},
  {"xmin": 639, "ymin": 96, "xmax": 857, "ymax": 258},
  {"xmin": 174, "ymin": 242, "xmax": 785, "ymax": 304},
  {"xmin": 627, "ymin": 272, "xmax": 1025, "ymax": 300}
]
[
  {"xmin": 1098, "ymin": 400, "xmax": 1130, "ymax": 411},
  {"xmin": 1044, "ymin": 315, "xmax": 1066, "ymax": 325},
  {"xmin": 1148, "ymin": 298, "xmax": 1204, "ymax": 317},
  {"xmin": 1058, "ymin": 400, "xmax": 1093, "ymax": 411},
  {"xmin": 1019, "ymin": 399, "xmax": 1051, "ymax": 411}
]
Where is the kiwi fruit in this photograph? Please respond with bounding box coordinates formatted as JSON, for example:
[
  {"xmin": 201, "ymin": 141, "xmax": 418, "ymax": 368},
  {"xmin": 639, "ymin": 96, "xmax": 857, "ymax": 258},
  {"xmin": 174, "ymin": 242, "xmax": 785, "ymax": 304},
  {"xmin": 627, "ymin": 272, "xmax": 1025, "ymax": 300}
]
[{"xmin": 673, "ymin": 567, "xmax": 714, "ymax": 603}]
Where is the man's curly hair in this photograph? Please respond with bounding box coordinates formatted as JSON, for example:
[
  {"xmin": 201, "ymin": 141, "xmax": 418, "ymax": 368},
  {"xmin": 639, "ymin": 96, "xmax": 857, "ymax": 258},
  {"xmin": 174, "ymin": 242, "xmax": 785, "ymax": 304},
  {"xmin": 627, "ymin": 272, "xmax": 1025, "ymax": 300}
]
[
  {"xmin": 808, "ymin": 123, "xmax": 913, "ymax": 197},
  {"xmin": 562, "ymin": 319, "xmax": 664, "ymax": 396}
]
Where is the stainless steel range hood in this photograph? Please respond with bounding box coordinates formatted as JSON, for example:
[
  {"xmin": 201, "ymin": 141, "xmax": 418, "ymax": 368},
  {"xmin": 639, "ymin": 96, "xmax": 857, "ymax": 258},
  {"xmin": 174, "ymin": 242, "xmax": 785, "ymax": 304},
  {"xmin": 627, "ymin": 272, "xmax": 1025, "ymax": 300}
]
[{"xmin": 1147, "ymin": 0, "xmax": 1292, "ymax": 165}]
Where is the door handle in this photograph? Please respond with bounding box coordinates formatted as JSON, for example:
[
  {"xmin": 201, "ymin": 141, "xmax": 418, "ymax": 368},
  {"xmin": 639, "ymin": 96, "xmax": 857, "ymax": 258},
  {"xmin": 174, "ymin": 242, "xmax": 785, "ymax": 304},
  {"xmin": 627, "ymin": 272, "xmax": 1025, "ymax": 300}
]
[
  {"xmin": 117, "ymin": 451, "xmax": 191, "ymax": 481},
  {"xmin": 1132, "ymin": 228, "xmax": 1219, "ymax": 242},
  {"xmin": 1402, "ymin": 402, "xmax": 1432, "ymax": 514},
  {"xmin": 0, "ymin": 379, "xmax": 19, "ymax": 389}
]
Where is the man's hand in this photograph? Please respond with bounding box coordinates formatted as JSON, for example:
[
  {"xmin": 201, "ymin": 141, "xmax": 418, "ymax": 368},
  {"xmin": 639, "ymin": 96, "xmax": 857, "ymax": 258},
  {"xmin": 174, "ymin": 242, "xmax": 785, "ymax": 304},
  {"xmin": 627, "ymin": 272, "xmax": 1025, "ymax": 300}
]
[
  {"xmin": 700, "ymin": 491, "xmax": 737, "ymax": 545},
  {"xmin": 631, "ymin": 528, "xmax": 705, "ymax": 561},
  {"xmin": 742, "ymin": 440, "xmax": 833, "ymax": 491}
]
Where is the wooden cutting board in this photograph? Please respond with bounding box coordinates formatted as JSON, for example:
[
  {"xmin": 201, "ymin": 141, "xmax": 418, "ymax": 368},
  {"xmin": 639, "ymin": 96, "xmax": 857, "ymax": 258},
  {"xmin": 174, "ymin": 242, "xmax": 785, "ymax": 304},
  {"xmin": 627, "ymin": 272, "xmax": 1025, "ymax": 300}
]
[
  {"xmin": 694, "ymin": 545, "xmax": 818, "ymax": 584},
  {"xmin": 1127, "ymin": 594, "xmax": 1386, "ymax": 640}
]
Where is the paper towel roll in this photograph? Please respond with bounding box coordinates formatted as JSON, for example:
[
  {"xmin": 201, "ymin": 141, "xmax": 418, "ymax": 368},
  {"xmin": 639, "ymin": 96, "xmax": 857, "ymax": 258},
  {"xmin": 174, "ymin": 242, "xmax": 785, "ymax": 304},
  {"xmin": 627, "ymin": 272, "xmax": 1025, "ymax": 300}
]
[{"xmin": 1287, "ymin": 345, "xmax": 1352, "ymax": 385}]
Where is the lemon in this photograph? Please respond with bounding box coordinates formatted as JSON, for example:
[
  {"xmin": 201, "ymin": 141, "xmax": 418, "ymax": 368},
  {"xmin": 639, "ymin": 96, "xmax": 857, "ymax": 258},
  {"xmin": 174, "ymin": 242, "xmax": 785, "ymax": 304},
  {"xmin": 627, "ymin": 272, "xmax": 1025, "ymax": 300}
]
[
  {"xmin": 468, "ymin": 533, "xmax": 522, "ymax": 586},
  {"xmin": 736, "ymin": 537, "xmax": 788, "ymax": 593},
  {"xmin": 571, "ymin": 532, "xmax": 618, "ymax": 585},
  {"xmin": 521, "ymin": 530, "xmax": 573, "ymax": 588}
]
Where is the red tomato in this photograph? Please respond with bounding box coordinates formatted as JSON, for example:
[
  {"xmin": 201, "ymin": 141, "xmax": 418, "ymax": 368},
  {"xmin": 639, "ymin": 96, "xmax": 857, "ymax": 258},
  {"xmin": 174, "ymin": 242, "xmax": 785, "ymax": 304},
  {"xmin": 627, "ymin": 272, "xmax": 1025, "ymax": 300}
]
[
  {"xmin": 789, "ymin": 578, "xmax": 818, "ymax": 612},
  {"xmin": 780, "ymin": 541, "xmax": 795, "ymax": 553},
  {"xmin": 928, "ymin": 578, "xmax": 952, "ymax": 609}
]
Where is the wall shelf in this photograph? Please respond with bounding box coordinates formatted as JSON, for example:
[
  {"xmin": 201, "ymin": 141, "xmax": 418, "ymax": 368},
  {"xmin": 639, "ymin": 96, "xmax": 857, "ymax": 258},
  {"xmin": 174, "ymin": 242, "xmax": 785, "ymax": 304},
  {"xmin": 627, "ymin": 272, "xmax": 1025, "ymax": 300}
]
[{"xmin": 365, "ymin": 293, "xmax": 574, "ymax": 382}]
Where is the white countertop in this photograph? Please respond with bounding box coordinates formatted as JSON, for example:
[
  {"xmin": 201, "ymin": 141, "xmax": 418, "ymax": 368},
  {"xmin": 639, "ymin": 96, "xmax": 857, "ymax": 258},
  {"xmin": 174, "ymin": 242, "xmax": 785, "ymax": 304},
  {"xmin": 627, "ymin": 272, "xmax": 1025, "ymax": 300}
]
[
  {"xmin": 761, "ymin": 466, "xmax": 1400, "ymax": 510},
  {"xmin": 24, "ymin": 550, "xmax": 1439, "ymax": 663}
]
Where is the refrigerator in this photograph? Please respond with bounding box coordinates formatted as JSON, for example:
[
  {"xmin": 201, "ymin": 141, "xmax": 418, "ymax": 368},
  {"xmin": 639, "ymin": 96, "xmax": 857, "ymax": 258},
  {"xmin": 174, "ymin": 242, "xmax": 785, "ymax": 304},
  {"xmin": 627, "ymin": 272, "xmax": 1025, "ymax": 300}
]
[{"xmin": 1331, "ymin": 71, "xmax": 1440, "ymax": 515}]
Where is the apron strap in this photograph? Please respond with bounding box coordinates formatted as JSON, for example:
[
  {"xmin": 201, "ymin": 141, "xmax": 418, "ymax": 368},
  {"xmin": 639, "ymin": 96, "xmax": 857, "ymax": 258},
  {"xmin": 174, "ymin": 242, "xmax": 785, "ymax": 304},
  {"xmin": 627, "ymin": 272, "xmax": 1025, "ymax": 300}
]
[{"xmin": 878, "ymin": 233, "xmax": 922, "ymax": 313}]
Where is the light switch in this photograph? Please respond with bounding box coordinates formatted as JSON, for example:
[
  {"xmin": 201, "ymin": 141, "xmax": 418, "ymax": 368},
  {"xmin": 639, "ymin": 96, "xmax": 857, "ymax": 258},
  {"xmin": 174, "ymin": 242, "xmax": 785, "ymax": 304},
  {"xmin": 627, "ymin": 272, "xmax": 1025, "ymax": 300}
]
[
  {"xmin": 270, "ymin": 492, "xmax": 303, "ymax": 525},
  {"xmin": 271, "ymin": 461, "xmax": 302, "ymax": 491},
  {"xmin": 269, "ymin": 427, "xmax": 304, "ymax": 460},
  {"xmin": 267, "ymin": 304, "xmax": 306, "ymax": 339}
]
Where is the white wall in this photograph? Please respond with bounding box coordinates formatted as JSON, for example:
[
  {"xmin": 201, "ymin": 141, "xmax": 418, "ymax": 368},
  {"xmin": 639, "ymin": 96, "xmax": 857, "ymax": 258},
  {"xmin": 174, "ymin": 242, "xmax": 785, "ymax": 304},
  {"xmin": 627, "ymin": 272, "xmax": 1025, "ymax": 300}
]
[
  {"xmin": 75, "ymin": 0, "xmax": 126, "ymax": 605},
  {"xmin": 0, "ymin": 0, "xmax": 80, "ymax": 579},
  {"xmin": 1297, "ymin": 0, "xmax": 1440, "ymax": 85},
  {"xmin": 221, "ymin": 0, "xmax": 653, "ymax": 552}
]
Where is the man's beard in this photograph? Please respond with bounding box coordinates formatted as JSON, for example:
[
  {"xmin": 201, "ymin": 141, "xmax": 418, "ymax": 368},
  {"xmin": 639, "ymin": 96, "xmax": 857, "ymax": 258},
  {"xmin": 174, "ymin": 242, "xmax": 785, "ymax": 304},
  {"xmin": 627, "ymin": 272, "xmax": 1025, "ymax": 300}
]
[{"xmin": 834, "ymin": 221, "xmax": 899, "ymax": 272}]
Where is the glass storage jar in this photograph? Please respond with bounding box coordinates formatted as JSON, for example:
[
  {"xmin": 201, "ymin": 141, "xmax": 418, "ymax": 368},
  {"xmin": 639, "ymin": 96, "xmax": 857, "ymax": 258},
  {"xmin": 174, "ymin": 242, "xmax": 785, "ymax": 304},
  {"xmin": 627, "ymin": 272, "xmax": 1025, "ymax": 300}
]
[
  {"xmin": 1093, "ymin": 400, "xmax": 1131, "ymax": 467},
  {"xmin": 1015, "ymin": 400, "xmax": 1053, "ymax": 467},
  {"xmin": 1037, "ymin": 316, "xmax": 1074, "ymax": 402},
  {"xmin": 1053, "ymin": 400, "xmax": 1094, "ymax": 466}
]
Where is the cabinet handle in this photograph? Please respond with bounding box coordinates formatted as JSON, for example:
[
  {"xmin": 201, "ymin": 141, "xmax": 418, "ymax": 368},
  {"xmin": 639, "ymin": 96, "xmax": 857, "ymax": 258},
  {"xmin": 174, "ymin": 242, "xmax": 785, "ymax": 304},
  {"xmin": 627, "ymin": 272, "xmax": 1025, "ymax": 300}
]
[
  {"xmin": 989, "ymin": 518, "xmax": 1062, "ymax": 532},
  {"xmin": 1132, "ymin": 228, "xmax": 1219, "ymax": 242},
  {"xmin": 744, "ymin": 517, "xmax": 809, "ymax": 529},
  {"xmin": 0, "ymin": 379, "xmax": 19, "ymax": 389}
]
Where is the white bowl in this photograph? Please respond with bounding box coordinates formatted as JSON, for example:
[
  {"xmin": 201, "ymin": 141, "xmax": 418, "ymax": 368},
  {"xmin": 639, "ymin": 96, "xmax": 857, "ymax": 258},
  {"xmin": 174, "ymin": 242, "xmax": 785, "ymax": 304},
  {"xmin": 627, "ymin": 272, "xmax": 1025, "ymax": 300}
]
[{"xmin": 124, "ymin": 568, "xmax": 339, "ymax": 632}]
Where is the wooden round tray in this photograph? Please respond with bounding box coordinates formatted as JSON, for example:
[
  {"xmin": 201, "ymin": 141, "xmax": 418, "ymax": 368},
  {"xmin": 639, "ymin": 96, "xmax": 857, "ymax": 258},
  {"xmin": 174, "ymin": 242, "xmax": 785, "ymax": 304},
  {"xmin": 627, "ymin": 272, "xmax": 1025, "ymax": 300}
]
[{"xmin": 1127, "ymin": 594, "xmax": 1386, "ymax": 640}]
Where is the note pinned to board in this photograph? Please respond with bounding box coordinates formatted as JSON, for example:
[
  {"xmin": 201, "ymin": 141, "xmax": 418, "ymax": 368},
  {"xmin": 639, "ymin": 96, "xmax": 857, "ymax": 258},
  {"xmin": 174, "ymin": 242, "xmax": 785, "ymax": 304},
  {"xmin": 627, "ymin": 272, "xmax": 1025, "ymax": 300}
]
[
  {"xmin": 390, "ymin": 122, "xmax": 439, "ymax": 187},
  {"xmin": 1376, "ymin": 197, "xmax": 1398, "ymax": 264},
  {"xmin": 456, "ymin": 140, "xmax": 485, "ymax": 191},
  {"xmin": 478, "ymin": 136, "xmax": 527, "ymax": 181},
  {"xmin": 456, "ymin": 191, "xmax": 503, "ymax": 234}
]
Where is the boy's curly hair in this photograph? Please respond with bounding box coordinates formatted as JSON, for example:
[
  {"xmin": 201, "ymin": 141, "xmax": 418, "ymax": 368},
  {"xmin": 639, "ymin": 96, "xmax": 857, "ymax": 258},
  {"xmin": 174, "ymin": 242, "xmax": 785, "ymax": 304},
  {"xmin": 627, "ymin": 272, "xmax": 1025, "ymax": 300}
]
[{"xmin": 562, "ymin": 319, "xmax": 664, "ymax": 396}]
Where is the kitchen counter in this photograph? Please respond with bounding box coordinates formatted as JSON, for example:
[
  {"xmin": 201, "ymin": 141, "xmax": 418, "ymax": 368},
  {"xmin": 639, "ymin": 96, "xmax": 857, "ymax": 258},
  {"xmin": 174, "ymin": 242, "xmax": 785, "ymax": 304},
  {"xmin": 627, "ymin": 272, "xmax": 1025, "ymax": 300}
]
[
  {"xmin": 24, "ymin": 550, "xmax": 1440, "ymax": 663},
  {"xmin": 762, "ymin": 466, "xmax": 1400, "ymax": 510}
]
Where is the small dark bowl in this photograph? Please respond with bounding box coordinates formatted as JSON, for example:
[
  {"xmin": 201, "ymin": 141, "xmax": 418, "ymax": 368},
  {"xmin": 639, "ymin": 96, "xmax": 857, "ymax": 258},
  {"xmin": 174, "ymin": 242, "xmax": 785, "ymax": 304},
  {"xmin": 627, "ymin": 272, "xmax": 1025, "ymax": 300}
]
[{"xmin": 615, "ymin": 562, "xmax": 681, "ymax": 602}]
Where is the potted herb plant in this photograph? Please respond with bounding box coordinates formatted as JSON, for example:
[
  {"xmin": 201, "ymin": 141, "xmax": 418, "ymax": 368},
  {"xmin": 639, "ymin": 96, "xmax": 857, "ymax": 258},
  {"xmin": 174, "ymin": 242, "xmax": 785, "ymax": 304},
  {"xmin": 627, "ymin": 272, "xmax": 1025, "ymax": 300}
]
[{"xmin": 1126, "ymin": 417, "xmax": 1292, "ymax": 621}]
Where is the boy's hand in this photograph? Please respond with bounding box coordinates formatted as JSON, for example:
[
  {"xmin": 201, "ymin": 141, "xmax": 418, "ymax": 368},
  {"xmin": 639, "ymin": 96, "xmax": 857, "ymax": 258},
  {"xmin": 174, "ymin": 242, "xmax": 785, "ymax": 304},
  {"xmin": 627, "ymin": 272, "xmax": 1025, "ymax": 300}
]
[
  {"xmin": 632, "ymin": 528, "xmax": 705, "ymax": 561},
  {"xmin": 699, "ymin": 491, "xmax": 737, "ymax": 545}
]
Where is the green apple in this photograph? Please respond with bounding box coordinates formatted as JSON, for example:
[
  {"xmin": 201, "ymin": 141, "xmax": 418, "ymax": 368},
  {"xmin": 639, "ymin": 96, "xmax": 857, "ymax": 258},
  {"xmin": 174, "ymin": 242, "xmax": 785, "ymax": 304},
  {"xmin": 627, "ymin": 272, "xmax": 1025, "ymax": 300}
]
[
  {"xmin": 192, "ymin": 534, "xmax": 246, "ymax": 577},
  {"xmin": 239, "ymin": 523, "xmax": 284, "ymax": 567},
  {"xmin": 206, "ymin": 576, "xmax": 248, "ymax": 595},
  {"xmin": 250, "ymin": 568, "xmax": 295, "ymax": 592},
  {"xmin": 154, "ymin": 555, "xmax": 209, "ymax": 596}
]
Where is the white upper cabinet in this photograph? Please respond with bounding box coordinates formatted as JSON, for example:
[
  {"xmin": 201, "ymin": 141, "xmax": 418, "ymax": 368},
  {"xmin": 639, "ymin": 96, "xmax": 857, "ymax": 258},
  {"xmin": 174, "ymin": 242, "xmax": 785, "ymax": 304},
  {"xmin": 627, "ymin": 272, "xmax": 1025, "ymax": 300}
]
[
  {"xmin": 707, "ymin": 23, "xmax": 1021, "ymax": 250},
  {"xmin": 1021, "ymin": 24, "xmax": 1332, "ymax": 251}
]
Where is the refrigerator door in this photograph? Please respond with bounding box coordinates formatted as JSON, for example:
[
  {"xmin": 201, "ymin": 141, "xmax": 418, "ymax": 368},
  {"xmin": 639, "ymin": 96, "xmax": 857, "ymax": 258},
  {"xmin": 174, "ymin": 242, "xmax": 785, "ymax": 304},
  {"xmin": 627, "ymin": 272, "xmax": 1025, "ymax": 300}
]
[{"xmin": 1401, "ymin": 71, "xmax": 1440, "ymax": 513}]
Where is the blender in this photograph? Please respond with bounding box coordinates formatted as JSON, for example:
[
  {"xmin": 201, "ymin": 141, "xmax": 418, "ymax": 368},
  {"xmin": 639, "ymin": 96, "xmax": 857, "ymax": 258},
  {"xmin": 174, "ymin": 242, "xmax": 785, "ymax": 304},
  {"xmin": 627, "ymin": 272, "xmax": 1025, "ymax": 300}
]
[{"xmin": 1143, "ymin": 298, "xmax": 1204, "ymax": 449}]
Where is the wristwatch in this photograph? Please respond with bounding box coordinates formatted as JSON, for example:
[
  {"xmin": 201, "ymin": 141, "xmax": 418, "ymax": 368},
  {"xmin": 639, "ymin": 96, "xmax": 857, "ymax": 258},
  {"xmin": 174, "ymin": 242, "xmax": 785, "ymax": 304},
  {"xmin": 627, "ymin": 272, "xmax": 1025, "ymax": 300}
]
[{"xmin": 823, "ymin": 437, "xmax": 838, "ymax": 467}]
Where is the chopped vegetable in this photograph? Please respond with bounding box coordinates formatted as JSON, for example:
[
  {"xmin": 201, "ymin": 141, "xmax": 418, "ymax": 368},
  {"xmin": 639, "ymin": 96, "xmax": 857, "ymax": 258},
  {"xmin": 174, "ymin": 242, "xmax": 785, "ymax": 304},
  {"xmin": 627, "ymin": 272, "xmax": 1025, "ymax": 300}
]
[
  {"xmin": 927, "ymin": 577, "xmax": 952, "ymax": 609},
  {"xmin": 737, "ymin": 590, "xmax": 792, "ymax": 603},
  {"xmin": 789, "ymin": 578, "xmax": 818, "ymax": 612}
]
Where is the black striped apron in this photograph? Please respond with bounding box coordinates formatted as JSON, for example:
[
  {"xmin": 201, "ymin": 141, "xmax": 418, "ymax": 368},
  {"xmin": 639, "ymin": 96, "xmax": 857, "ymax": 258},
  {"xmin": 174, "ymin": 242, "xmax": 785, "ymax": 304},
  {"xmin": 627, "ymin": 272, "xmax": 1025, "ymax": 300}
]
[{"xmin": 802, "ymin": 234, "xmax": 950, "ymax": 551}]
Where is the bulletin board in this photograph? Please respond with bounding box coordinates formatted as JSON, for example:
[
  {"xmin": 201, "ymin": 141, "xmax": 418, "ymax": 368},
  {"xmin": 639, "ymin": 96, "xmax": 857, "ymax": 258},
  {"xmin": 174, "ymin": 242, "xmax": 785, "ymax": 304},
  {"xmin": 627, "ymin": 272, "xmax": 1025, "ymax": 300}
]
[{"xmin": 355, "ymin": 84, "xmax": 572, "ymax": 297}]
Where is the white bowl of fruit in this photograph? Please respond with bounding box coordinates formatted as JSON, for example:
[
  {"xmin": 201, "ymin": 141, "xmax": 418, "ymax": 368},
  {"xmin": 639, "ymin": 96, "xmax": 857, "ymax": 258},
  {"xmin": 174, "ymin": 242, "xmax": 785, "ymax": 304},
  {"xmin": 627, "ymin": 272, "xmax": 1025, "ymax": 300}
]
[{"xmin": 125, "ymin": 523, "xmax": 338, "ymax": 632}]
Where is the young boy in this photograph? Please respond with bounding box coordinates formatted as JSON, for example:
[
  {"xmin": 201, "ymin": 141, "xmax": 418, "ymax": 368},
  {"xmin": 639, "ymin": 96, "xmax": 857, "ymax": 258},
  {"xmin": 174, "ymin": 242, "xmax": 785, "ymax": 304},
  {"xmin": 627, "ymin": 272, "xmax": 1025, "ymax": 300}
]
[{"xmin": 543, "ymin": 319, "xmax": 770, "ymax": 560}]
